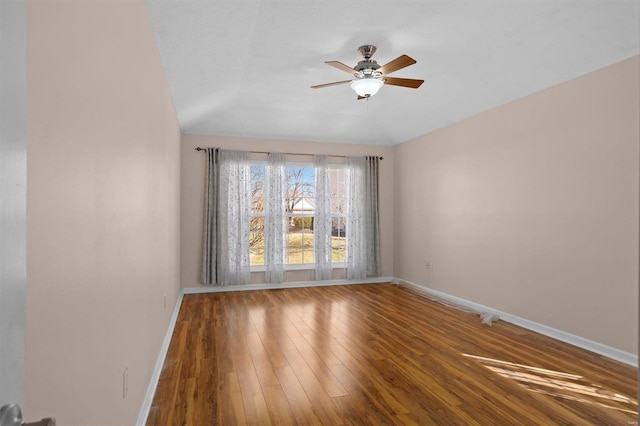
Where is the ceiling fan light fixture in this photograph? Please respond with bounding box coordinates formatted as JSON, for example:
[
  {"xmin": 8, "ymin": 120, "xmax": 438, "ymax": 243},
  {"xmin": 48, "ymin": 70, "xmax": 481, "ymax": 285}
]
[{"xmin": 350, "ymin": 78, "xmax": 384, "ymax": 97}]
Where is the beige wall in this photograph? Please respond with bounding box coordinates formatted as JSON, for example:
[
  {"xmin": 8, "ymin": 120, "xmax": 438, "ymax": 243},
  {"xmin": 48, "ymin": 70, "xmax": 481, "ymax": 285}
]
[
  {"xmin": 394, "ymin": 56, "xmax": 639, "ymax": 354},
  {"xmin": 181, "ymin": 134, "xmax": 394, "ymax": 287},
  {"xmin": 26, "ymin": 1, "xmax": 181, "ymax": 425}
]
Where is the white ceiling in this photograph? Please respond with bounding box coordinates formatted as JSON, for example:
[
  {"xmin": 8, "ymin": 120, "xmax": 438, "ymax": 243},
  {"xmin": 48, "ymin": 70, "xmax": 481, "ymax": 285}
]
[{"xmin": 144, "ymin": 1, "xmax": 639, "ymax": 146}]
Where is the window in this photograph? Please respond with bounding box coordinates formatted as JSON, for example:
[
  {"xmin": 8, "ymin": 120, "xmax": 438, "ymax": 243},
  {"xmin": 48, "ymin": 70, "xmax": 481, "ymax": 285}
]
[
  {"xmin": 200, "ymin": 148, "xmax": 380, "ymax": 285},
  {"xmin": 248, "ymin": 161, "xmax": 347, "ymax": 268}
]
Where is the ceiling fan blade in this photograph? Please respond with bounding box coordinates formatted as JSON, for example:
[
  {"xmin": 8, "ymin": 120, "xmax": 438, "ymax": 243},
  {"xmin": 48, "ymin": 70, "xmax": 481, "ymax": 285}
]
[
  {"xmin": 310, "ymin": 80, "xmax": 352, "ymax": 89},
  {"xmin": 378, "ymin": 55, "xmax": 416, "ymax": 75},
  {"xmin": 325, "ymin": 61, "xmax": 356, "ymax": 74},
  {"xmin": 384, "ymin": 77, "xmax": 424, "ymax": 89}
]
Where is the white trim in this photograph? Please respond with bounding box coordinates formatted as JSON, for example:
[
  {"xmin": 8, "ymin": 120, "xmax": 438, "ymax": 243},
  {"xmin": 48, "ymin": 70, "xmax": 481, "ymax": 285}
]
[
  {"xmin": 183, "ymin": 276, "xmax": 393, "ymax": 294},
  {"xmin": 249, "ymin": 262, "xmax": 347, "ymax": 272},
  {"xmin": 397, "ymin": 279, "xmax": 638, "ymax": 367},
  {"xmin": 136, "ymin": 291, "xmax": 184, "ymax": 426}
]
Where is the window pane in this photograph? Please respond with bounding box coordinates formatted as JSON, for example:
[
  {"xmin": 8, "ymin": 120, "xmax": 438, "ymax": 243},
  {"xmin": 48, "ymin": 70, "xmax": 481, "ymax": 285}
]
[
  {"xmin": 286, "ymin": 230, "xmax": 300, "ymax": 264},
  {"xmin": 286, "ymin": 216, "xmax": 314, "ymax": 265},
  {"xmin": 331, "ymin": 217, "xmax": 346, "ymax": 262},
  {"xmin": 303, "ymin": 167, "xmax": 315, "ymax": 198},
  {"xmin": 286, "ymin": 166, "xmax": 315, "ymax": 215},
  {"xmin": 329, "ymin": 167, "xmax": 346, "ymax": 215},
  {"xmin": 331, "ymin": 217, "xmax": 345, "ymax": 238},
  {"xmin": 302, "ymin": 232, "xmax": 314, "ymax": 264},
  {"xmin": 249, "ymin": 216, "xmax": 264, "ymax": 266},
  {"xmin": 286, "ymin": 167, "xmax": 302, "ymax": 213},
  {"xmin": 251, "ymin": 165, "xmax": 265, "ymax": 213}
]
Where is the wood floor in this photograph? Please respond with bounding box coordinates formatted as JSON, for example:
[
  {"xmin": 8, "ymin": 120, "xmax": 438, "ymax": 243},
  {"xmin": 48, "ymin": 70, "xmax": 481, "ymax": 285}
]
[{"xmin": 147, "ymin": 284, "xmax": 637, "ymax": 425}]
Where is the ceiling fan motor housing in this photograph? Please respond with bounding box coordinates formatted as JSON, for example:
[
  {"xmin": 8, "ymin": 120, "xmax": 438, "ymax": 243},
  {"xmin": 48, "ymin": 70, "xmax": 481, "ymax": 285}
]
[{"xmin": 354, "ymin": 45, "xmax": 381, "ymax": 76}]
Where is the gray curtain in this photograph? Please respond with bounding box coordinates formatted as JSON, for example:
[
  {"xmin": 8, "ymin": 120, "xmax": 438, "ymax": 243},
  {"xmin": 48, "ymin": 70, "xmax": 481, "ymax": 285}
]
[
  {"xmin": 201, "ymin": 148, "xmax": 252, "ymax": 285},
  {"xmin": 201, "ymin": 148, "xmax": 220, "ymax": 284},
  {"xmin": 365, "ymin": 156, "xmax": 381, "ymax": 276},
  {"xmin": 345, "ymin": 155, "xmax": 381, "ymax": 279}
]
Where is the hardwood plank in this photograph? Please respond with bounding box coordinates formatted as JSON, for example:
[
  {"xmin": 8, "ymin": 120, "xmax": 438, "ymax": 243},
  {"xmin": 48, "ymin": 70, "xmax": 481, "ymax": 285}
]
[
  {"xmin": 328, "ymin": 364, "xmax": 400, "ymax": 425},
  {"xmin": 192, "ymin": 363, "xmax": 217, "ymax": 425},
  {"xmin": 245, "ymin": 330, "xmax": 281, "ymax": 387},
  {"xmin": 254, "ymin": 320, "xmax": 291, "ymax": 369},
  {"xmin": 287, "ymin": 335, "xmax": 348, "ymax": 397},
  {"xmin": 262, "ymin": 385, "xmax": 296, "ymax": 425},
  {"xmin": 227, "ymin": 371, "xmax": 248, "ymax": 425},
  {"xmin": 235, "ymin": 352, "xmax": 272, "ymax": 425},
  {"xmin": 278, "ymin": 343, "xmax": 347, "ymax": 424},
  {"xmin": 274, "ymin": 365, "xmax": 323, "ymax": 425},
  {"xmin": 148, "ymin": 284, "xmax": 637, "ymax": 425}
]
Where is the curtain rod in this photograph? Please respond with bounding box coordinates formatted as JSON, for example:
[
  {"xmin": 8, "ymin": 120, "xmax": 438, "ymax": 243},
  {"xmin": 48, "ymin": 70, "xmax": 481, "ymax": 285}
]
[{"xmin": 195, "ymin": 147, "xmax": 383, "ymax": 160}]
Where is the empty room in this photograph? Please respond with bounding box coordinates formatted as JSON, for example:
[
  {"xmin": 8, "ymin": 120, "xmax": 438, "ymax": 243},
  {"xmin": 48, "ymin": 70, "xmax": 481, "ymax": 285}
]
[{"xmin": 1, "ymin": 0, "xmax": 638, "ymax": 425}]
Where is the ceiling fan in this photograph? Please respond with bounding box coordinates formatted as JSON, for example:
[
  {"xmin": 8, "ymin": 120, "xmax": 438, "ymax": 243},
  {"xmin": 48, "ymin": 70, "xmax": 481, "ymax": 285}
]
[{"xmin": 311, "ymin": 45, "xmax": 424, "ymax": 99}]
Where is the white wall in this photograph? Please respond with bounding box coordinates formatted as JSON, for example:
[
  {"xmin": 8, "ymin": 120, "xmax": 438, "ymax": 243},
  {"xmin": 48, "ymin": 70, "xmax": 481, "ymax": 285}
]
[
  {"xmin": 394, "ymin": 56, "xmax": 639, "ymax": 355},
  {"xmin": 180, "ymin": 134, "xmax": 394, "ymax": 287},
  {"xmin": 26, "ymin": 1, "xmax": 181, "ymax": 424},
  {"xmin": 0, "ymin": 0, "xmax": 27, "ymax": 410}
]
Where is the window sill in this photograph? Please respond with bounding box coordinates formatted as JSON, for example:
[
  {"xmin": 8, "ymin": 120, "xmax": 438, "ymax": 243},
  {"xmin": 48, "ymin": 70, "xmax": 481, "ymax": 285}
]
[{"xmin": 250, "ymin": 263, "xmax": 345, "ymax": 273}]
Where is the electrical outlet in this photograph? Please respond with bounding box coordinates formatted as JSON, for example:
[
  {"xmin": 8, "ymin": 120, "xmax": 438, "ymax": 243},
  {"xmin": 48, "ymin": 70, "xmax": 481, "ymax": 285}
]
[
  {"xmin": 425, "ymin": 262, "xmax": 434, "ymax": 271},
  {"xmin": 123, "ymin": 368, "xmax": 128, "ymax": 399}
]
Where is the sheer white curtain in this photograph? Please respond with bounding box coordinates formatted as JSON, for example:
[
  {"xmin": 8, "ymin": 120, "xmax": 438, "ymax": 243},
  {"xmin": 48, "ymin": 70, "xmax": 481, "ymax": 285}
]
[
  {"xmin": 313, "ymin": 155, "xmax": 332, "ymax": 280},
  {"xmin": 264, "ymin": 153, "xmax": 287, "ymax": 283},
  {"xmin": 217, "ymin": 149, "xmax": 251, "ymax": 285},
  {"xmin": 345, "ymin": 156, "xmax": 367, "ymax": 279}
]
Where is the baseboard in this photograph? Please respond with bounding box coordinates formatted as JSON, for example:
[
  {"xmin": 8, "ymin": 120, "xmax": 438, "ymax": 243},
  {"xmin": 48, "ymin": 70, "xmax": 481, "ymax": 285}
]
[
  {"xmin": 183, "ymin": 276, "xmax": 394, "ymax": 294},
  {"xmin": 397, "ymin": 279, "xmax": 638, "ymax": 367},
  {"xmin": 136, "ymin": 290, "xmax": 184, "ymax": 426}
]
